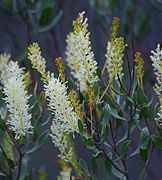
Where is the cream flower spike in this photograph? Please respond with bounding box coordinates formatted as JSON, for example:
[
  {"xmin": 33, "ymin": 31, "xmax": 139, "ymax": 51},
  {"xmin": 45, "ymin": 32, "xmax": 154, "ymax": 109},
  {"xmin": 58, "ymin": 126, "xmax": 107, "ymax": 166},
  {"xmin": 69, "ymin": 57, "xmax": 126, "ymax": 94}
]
[
  {"xmin": 50, "ymin": 120, "xmax": 73, "ymax": 161},
  {"xmin": 44, "ymin": 74, "xmax": 79, "ymax": 133},
  {"xmin": 28, "ymin": 42, "xmax": 49, "ymax": 81},
  {"xmin": 150, "ymin": 44, "xmax": 162, "ymax": 96},
  {"xmin": 3, "ymin": 61, "xmax": 32, "ymax": 139},
  {"xmin": 150, "ymin": 44, "xmax": 162, "ymax": 126},
  {"xmin": 66, "ymin": 11, "xmax": 97, "ymax": 92},
  {"xmin": 106, "ymin": 37, "xmax": 126, "ymax": 83},
  {"xmin": 44, "ymin": 74, "xmax": 79, "ymax": 160}
]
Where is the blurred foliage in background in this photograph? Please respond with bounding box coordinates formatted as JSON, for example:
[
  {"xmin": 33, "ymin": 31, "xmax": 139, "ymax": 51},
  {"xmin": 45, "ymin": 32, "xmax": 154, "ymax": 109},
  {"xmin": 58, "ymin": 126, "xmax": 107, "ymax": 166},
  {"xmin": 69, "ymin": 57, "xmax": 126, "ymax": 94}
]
[
  {"xmin": 0, "ymin": 0, "xmax": 162, "ymax": 179},
  {"xmin": 0, "ymin": 0, "xmax": 162, "ymax": 64}
]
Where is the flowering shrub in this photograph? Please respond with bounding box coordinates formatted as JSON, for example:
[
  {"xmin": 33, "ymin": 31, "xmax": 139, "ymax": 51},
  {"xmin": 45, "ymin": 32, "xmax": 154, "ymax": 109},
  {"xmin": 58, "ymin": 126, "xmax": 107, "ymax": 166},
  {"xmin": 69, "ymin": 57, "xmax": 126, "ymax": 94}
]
[{"xmin": 0, "ymin": 11, "xmax": 162, "ymax": 179}]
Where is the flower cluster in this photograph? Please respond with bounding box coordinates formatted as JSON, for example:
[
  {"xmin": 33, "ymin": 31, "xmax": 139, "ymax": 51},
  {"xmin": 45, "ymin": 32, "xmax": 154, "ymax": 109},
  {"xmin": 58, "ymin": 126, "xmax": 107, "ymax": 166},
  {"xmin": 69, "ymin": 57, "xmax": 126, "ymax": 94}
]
[
  {"xmin": 65, "ymin": 11, "xmax": 97, "ymax": 92},
  {"xmin": 44, "ymin": 75, "xmax": 79, "ymax": 133},
  {"xmin": 150, "ymin": 44, "xmax": 162, "ymax": 97},
  {"xmin": 134, "ymin": 52, "xmax": 144, "ymax": 88},
  {"xmin": 28, "ymin": 42, "xmax": 79, "ymax": 161},
  {"xmin": 2, "ymin": 61, "xmax": 32, "ymax": 139},
  {"xmin": 69, "ymin": 90, "xmax": 84, "ymax": 120},
  {"xmin": 55, "ymin": 57, "xmax": 65, "ymax": 82},
  {"xmin": 110, "ymin": 17, "xmax": 120, "ymax": 42},
  {"xmin": 106, "ymin": 37, "xmax": 126, "ymax": 83},
  {"xmin": 150, "ymin": 44, "xmax": 162, "ymax": 126},
  {"xmin": 50, "ymin": 120, "xmax": 73, "ymax": 161},
  {"xmin": 44, "ymin": 74, "xmax": 79, "ymax": 160},
  {"xmin": 28, "ymin": 43, "xmax": 49, "ymax": 81}
]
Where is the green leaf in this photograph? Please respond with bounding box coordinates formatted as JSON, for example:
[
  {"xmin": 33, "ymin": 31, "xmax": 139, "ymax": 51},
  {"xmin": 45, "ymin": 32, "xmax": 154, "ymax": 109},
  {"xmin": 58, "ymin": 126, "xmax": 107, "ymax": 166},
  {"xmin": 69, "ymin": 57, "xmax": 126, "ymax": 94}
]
[
  {"xmin": 110, "ymin": 108, "xmax": 126, "ymax": 121},
  {"xmin": 93, "ymin": 82, "xmax": 100, "ymax": 98},
  {"xmin": 140, "ymin": 148, "xmax": 148, "ymax": 162},
  {"xmin": 27, "ymin": 130, "xmax": 49, "ymax": 154},
  {"xmin": 78, "ymin": 120, "xmax": 87, "ymax": 138},
  {"xmin": 67, "ymin": 78, "xmax": 76, "ymax": 92},
  {"xmin": 33, "ymin": 116, "xmax": 43, "ymax": 140},
  {"xmin": 39, "ymin": 7, "xmax": 53, "ymax": 26},
  {"xmin": 94, "ymin": 151, "xmax": 104, "ymax": 159},
  {"xmin": 96, "ymin": 67, "xmax": 102, "ymax": 78},
  {"xmin": 129, "ymin": 147, "xmax": 140, "ymax": 157},
  {"xmin": 136, "ymin": 12, "xmax": 148, "ymax": 34},
  {"xmin": 28, "ymin": 101, "xmax": 39, "ymax": 114},
  {"xmin": 83, "ymin": 137, "xmax": 95, "ymax": 149},
  {"xmin": 103, "ymin": 94, "xmax": 116, "ymax": 108},
  {"xmin": 24, "ymin": 169, "xmax": 33, "ymax": 180},
  {"xmin": 0, "ymin": 118, "xmax": 5, "ymax": 131},
  {"xmin": 139, "ymin": 106, "xmax": 150, "ymax": 119},
  {"xmin": 109, "ymin": 0, "xmax": 119, "ymax": 13},
  {"xmin": 151, "ymin": 135, "xmax": 162, "ymax": 149},
  {"xmin": 35, "ymin": 10, "xmax": 63, "ymax": 33},
  {"xmin": 101, "ymin": 104, "xmax": 110, "ymax": 124},
  {"xmin": 7, "ymin": 158, "xmax": 14, "ymax": 169},
  {"xmin": 4, "ymin": 0, "xmax": 13, "ymax": 11},
  {"xmin": 91, "ymin": 156, "xmax": 97, "ymax": 175},
  {"xmin": 120, "ymin": 140, "xmax": 131, "ymax": 158},
  {"xmin": 104, "ymin": 158, "xmax": 112, "ymax": 175},
  {"xmin": 137, "ymin": 87, "xmax": 147, "ymax": 105},
  {"xmin": 79, "ymin": 158, "xmax": 90, "ymax": 176},
  {"xmin": 139, "ymin": 129, "xmax": 150, "ymax": 148},
  {"xmin": 101, "ymin": 124, "xmax": 109, "ymax": 143}
]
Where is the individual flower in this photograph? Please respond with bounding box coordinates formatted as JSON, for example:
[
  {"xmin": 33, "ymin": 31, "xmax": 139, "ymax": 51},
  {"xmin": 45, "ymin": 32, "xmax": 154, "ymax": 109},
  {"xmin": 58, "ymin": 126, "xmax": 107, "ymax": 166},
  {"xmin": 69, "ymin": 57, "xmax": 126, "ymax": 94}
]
[
  {"xmin": 65, "ymin": 11, "xmax": 97, "ymax": 92},
  {"xmin": 134, "ymin": 52, "xmax": 144, "ymax": 88},
  {"xmin": 106, "ymin": 37, "xmax": 126, "ymax": 83},
  {"xmin": 3, "ymin": 61, "xmax": 32, "ymax": 139},
  {"xmin": 28, "ymin": 43, "xmax": 49, "ymax": 81},
  {"xmin": 150, "ymin": 44, "xmax": 162, "ymax": 126}
]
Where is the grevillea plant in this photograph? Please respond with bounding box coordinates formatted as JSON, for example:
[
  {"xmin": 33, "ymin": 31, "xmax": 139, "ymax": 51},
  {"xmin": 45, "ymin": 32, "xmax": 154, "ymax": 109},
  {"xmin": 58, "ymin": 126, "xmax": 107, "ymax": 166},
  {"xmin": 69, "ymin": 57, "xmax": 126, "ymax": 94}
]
[{"xmin": 0, "ymin": 11, "xmax": 162, "ymax": 179}]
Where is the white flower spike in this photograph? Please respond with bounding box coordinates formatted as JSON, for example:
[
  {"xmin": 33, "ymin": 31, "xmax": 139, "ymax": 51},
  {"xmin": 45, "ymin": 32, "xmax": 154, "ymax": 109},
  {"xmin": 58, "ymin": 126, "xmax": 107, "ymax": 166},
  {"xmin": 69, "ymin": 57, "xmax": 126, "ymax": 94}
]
[
  {"xmin": 3, "ymin": 61, "xmax": 32, "ymax": 139},
  {"xmin": 66, "ymin": 11, "xmax": 97, "ymax": 92}
]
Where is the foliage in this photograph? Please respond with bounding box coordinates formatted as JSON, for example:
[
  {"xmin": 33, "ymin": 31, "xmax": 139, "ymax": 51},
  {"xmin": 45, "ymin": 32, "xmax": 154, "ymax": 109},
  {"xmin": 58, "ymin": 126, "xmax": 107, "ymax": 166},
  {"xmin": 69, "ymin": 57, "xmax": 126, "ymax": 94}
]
[{"xmin": 0, "ymin": 11, "xmax": 162, "ymax": 180}]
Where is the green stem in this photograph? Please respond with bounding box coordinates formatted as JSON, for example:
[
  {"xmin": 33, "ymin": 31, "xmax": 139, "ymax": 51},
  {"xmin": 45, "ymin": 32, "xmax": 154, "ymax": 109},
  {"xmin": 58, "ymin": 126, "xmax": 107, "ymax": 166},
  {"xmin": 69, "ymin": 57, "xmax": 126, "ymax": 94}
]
[
  {"xmin": 16, "ymin": 154, "xmax": 23, "ymax": 180},
  {"xmin": 100, "ymin": 81, "xmax": 111, "ymax": 101},
  {"xmin": 101, "ymin": 61, "xmax": 107, "ymax": 76},
  {"xmin": 101, "ymin": 42, "xmax": 113, "ymax": 75},
  {"xmin": 90, "ymin": 107, "xmax": 93, "ymax": 136}
]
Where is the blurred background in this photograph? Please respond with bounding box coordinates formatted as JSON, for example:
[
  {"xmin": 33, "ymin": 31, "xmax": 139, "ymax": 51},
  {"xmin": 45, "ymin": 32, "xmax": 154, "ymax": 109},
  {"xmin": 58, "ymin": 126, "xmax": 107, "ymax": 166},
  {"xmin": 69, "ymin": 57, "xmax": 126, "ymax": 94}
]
[{"xmin": 0, "ymin": 0, "xmax": 162, "ymax": 179}]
